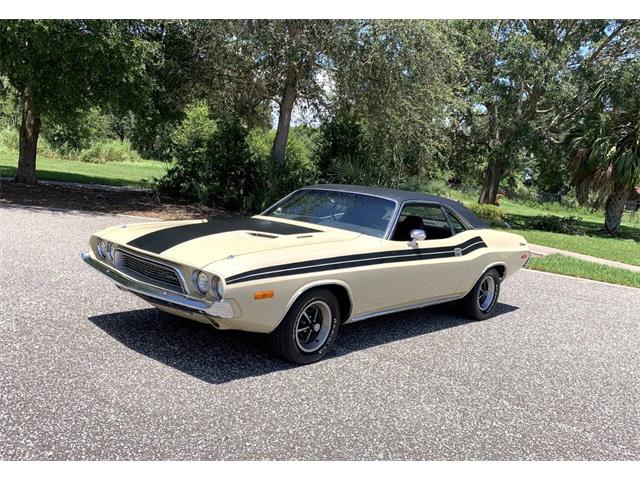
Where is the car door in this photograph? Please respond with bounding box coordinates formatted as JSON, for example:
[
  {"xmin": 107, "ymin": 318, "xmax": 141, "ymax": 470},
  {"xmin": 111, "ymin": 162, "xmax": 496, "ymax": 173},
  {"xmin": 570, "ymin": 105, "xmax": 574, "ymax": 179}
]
[{"xmin": 374, "ymin": 202, "xmax": 477, "ymax": 309}]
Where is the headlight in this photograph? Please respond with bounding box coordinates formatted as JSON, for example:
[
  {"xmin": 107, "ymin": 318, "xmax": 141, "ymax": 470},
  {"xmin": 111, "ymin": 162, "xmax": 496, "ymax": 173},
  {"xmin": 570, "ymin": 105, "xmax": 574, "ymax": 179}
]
[
  {"xmin": 212, "ymin": 276, "xmax": 225, "ymax": 299},
  {"xmin": 195, "ymin": 271, "xmax": 210, "ymax": 295},
  {"xmin": 106, "ymin": 242, "xmax": 114, "ymax": 262},
  {"xmin": 97, "ymin": 239, "xmax": 107, "ymax": 258}
]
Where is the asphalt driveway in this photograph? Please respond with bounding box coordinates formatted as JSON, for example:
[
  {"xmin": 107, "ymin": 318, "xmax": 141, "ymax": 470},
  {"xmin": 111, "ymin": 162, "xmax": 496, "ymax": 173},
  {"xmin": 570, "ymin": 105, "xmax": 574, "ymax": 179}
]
[{"xmin": 1, "ymin": 204, "xmax": 639, "ymax": 460}]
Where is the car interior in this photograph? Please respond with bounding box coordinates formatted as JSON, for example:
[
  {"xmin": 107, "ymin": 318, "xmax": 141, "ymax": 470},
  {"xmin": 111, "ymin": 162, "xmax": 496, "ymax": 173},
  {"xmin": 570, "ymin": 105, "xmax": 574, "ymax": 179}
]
[{"xmin": 392, "ymin": 204, "xmax": 464, "ymax": 241}]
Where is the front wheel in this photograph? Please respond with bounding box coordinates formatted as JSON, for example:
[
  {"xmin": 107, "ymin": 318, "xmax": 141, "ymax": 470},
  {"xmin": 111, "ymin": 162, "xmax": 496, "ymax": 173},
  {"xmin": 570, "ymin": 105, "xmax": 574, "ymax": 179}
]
[
  {"xmin": 461, "ymin": 268, "xmax": 501, "ymax": 320},
  {"xmin": 269, "ymin": 289, "xmax": 341, "ymax": 364}
]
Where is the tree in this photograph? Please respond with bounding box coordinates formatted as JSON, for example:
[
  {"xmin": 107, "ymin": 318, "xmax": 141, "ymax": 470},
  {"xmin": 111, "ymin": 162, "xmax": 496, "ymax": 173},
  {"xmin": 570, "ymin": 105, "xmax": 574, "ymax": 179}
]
[
  {"xmin": 452, "ymin": 20, "xmax": 619, "ymax": 204},
  {"xmin": 567, "ymin": 60, "xmax": 640, "ymax": 235},
  {"xmin": 190, "ymin": 20, "xmax": 354, "ymax": 168},
  {"xmin": 327, "ymin": 20, "xmax": 460, "ymax": 184},
  {"xmin": 0, "ymin": 20, "xmax": 151, "ymax": 184}
]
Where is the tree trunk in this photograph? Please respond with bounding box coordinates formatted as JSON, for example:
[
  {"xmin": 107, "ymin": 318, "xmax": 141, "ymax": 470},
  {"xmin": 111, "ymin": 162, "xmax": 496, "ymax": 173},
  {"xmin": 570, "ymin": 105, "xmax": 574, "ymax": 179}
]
[
  {"xmin": 604, "ymin": 181, "xmax": 628, "ymax": 235},
  {"xmin": 478, "ymin": 102, "xmax": 501, "ymax": 204},
  {"xmin": 478, "ymin": 157, "xmax": 503, "ymax": 205},
  {"xmin": 270, "ymin": 63, "xmax": 297, "ymax": 167},
  {"xmin": 15, "ymin": 90, "xmax": 41, "ymax": 185}
]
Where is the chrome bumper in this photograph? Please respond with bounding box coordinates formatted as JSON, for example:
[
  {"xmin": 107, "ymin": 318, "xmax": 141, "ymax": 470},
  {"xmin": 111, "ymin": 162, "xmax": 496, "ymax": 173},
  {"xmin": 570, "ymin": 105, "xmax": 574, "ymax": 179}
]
[{"xmin": 81, "ymin": 252, "xmax": 234, "ymax": 319}]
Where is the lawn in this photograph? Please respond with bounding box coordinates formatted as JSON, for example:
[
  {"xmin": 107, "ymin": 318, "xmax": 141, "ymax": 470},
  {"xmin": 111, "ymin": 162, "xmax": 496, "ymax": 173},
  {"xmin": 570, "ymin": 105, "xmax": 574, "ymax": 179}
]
[
  {"xmin": 441, "ymin": 186, "xmax": 640, "ymax": 267},
  {"xmin": 515, "ymin": 229, "xmax": 640, "ymax": 266},
  {"xmin": 527, "ymin": 254, "xmax": 640, "ymax": 289},
  {"xmin": 0, "ymin": 151, "xmax": 168, "ymax": 187}
]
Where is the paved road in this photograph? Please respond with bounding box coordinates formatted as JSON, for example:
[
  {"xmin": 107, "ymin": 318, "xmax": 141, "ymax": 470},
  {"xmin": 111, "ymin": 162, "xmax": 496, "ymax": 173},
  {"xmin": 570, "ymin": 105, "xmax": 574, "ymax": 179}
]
[{"xmin": 1, "ymin": 205, "xmax": 639, "ymax": 460}]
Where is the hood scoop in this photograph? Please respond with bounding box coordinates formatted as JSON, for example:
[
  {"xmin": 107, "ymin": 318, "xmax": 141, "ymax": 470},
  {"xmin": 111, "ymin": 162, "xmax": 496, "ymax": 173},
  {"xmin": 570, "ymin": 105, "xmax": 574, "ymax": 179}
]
[{"xmin": 247, "ymin": 232, "xmax": 279, "ymax": 239}]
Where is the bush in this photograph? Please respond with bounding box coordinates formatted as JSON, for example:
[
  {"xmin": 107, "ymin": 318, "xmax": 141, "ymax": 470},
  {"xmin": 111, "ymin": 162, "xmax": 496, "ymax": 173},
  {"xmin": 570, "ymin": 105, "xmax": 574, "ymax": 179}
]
[
  {"xmin": 0, "ymin": 127, "xmax": 18, "ymax": 153},
  {"xmin": 468, "ymin": 203, "xmax": 506, "ymax": 224},
  {"xmin": 157, "ymin": 117, "xmax": 264, "ymax": 211},
  {"xmin": 247, "ymin": 126, "xmax": 318, "ymax": 205},
  {"xmin": 0, "ymin": 126, "xmax": 55, "ymax": 157},
  {"xmin": 170, "ymin": 101, "xmax": 217, "ymax": 160},
  {"xmin": 526, "ymin": 215, "xmax": 585, "ymax": 235},
  {"xmin": 157, "ymin": 104, "xmax": 320, "ymax": 212},
  {"xmin": 78, "ymin": 140, "xmax": 141, "ymax": 163}
]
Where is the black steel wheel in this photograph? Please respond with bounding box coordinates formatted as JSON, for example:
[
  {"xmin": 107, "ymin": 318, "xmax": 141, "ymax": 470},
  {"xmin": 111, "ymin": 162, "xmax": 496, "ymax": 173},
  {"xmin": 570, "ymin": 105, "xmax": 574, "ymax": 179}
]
[
  {"xmin": 461, "ymin": 268, "xmax": 501, "ymax": 320},
  {"xmin": 269, "ymin": 288, "xmax": 340, "ymax": 364}
]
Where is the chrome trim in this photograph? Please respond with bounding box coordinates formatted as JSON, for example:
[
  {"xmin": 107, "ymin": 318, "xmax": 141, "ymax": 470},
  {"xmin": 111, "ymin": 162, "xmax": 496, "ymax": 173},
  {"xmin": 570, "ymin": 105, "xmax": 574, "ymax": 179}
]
[
  {"xmin": 346, "ymin": 293, "xmax": 465, "ymax": 324},
  {"xmin": 81, "ymin": 252, "xmax": 234, "ymax": 319}
]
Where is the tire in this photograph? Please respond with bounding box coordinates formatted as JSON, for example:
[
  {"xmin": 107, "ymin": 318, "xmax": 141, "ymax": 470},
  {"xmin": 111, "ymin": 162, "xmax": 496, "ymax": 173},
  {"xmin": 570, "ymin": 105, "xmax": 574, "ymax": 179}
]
[
  {"xmin": 461, "ymin": 268, "xmax": 501, "ymax": 321},
  {"xmin": 269, "ymin": 288, "xmax": 341, "ymax": 364}
]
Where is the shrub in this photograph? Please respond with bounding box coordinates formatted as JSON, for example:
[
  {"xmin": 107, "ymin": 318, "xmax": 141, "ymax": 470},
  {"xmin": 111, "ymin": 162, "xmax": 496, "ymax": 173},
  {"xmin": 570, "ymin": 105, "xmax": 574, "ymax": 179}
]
[
  {"xmin": 526, "ymin": 215, "xmax": 585, "ymax": 235},
  {"xmin": 170, "ymin": 101, "xmax": 217, "ymax": 161},
  {"xmin": 0, "ymin": 127, "xmax": 18, "ymax": 153},
  {"xmin": 0, "ymin": 126, "xmax": 55, "ymax": 157},
  {"xmin": 157, "ymin": 108, "xmax": 320, "ymax": 212},
  {"xmin": 157, "ymin": 118, "xmax": 264, "ymax": 211},
  {"xmin": 78, "ymin": 140, "xmax": 141, "ymax": 163},
  {"xmin": 247, "ymin": 126, "xmax": 318, "ymax": 202},
  {"xmin": 468, "ymin": 203, "xmax": 506, "ymax": 224}
]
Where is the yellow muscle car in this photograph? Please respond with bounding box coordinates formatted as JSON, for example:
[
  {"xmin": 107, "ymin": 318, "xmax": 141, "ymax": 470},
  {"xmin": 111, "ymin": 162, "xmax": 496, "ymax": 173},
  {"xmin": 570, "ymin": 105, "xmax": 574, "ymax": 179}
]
[{"xmin": 82, "ymin": 185, "xmax": 530, "ymax": 364}]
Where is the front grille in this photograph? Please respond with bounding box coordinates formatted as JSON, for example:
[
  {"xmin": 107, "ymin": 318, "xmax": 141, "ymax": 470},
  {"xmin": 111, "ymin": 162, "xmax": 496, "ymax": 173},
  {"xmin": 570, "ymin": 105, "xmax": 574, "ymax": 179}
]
[{"xmin": 115, "ymin": 250, "xmax": 184, "ymax": 293}]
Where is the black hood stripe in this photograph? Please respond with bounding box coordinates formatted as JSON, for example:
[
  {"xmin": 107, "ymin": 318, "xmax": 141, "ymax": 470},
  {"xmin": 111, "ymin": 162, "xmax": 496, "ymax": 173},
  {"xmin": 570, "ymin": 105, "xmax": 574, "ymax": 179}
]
[
  {"xmin": 226, "ymin": 236, "xmax": 487, "ymax": 285},
  {"xmin": 128, "ymin": 217, "xmax": 319, "ymax": 254}
]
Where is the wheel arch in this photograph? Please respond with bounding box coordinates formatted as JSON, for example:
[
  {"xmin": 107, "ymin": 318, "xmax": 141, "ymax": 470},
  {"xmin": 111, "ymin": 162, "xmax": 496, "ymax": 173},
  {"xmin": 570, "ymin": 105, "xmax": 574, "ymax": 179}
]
[
  {"xmin": 483, "ymin": 262, "xmax": 507, "ymax": 281},
  {"xmin": 279, "ymin": 280, "xmax": 354, "ymax": 328}
]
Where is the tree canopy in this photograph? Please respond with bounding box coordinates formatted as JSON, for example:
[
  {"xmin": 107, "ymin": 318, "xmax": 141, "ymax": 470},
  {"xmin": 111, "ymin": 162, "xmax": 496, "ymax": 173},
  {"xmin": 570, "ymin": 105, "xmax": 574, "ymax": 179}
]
[{"xmin": 1, "ymin": 19, "xmax": 638, "ymax": 232}]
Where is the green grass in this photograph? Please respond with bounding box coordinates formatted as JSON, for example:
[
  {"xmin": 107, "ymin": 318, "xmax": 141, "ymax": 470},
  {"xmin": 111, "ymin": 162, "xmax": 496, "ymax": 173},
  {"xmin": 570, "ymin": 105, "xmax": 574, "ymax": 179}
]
[
  {"xmin": 0, "ymin": 151, "xmax": 168, "ymax": 187},
  {"xmin": 440, "ymin": 186, "xmax": 640, "ymax": 267},
  {"xmin": 527, "ymin": 254, "xmax": 640, "ymax": 289},
  {"xmin": 515, "ymin": 229, "xmax": 640, "ymax": 266}
]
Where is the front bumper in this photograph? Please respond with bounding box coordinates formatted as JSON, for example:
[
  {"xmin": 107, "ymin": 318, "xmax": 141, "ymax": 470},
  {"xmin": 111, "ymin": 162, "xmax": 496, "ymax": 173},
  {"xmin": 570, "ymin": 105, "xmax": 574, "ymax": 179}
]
[{"xmin": 81, "ymin": 252, "xmax": 234, "ymax": 319}]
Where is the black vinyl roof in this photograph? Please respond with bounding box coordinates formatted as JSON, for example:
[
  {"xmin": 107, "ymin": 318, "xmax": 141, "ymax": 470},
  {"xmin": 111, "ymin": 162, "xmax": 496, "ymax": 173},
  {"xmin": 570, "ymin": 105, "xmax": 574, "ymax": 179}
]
[{"xmin": 302, "ymin": 184, "xmax": 488, "ymax": 229}]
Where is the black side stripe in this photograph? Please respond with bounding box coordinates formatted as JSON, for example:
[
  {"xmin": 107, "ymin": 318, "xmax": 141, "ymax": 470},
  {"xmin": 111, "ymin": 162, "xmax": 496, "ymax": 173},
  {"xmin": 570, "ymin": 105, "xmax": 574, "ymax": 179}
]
[{"xmin": 226, "ymin": 236, "xmax": 487, "ymax": 285}]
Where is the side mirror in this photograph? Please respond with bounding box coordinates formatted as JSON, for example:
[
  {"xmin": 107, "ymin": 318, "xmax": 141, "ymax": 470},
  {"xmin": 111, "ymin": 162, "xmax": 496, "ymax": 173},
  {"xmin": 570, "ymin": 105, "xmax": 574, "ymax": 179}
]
[{"xmin": 409, "ymin": 229, "xmax": 426, "ymax": 246}]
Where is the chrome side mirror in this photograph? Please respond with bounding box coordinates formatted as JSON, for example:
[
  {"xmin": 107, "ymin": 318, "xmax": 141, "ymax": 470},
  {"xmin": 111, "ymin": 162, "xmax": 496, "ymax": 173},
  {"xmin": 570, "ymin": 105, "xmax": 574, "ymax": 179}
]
[{"xmin": 409, "ymin": 229, "xmax": 426, "ymax": 246}]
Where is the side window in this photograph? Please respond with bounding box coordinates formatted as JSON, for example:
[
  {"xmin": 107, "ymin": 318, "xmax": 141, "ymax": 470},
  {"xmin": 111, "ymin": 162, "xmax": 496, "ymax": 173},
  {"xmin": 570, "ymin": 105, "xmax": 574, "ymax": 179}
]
[
  {"xmin": 392, "ymin": 204, "xmax": 453, "ymax": 241},
  {"xmin": 445, "ymin": 210, "xmax": 467, "ymax": 235}
]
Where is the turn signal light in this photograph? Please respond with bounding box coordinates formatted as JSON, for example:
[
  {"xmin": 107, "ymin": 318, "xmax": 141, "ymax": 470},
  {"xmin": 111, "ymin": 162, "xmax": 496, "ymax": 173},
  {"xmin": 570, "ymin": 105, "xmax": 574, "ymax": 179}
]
[{"xmin": 254, "ymin": 290, "xmax": 274, "ymax": 300}]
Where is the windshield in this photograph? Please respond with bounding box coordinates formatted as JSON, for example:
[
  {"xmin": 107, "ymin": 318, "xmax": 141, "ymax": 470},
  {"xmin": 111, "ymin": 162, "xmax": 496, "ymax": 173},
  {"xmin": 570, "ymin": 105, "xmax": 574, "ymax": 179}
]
[{"xmin": 264, "ymin": 189, "xmax": 396, "ymax": 238}]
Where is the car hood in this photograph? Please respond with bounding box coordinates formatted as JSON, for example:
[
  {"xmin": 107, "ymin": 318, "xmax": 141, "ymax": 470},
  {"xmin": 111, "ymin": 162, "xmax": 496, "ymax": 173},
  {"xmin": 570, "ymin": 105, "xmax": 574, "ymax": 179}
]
[{"xmin": 99, "ymin": 216, "xmax": 360, "ymax": 269}]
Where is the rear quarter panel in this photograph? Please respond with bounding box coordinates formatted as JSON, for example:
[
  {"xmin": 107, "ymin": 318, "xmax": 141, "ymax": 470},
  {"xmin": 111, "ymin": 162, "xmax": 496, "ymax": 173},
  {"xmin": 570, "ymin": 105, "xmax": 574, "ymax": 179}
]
[{"xmin": 458, "ymin": 229, "xmax": 529, "ymax": 295}]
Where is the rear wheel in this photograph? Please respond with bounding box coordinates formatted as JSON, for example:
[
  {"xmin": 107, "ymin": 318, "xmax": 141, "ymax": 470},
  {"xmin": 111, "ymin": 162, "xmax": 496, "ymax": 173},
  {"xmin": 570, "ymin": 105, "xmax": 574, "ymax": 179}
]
[
  {"xmin": 269, "ymin": 289, "xmax": 341, "ymax": 364},
  {"xmin": 461, "ymin": 268, "xmax": 501, "ymax": 320}
]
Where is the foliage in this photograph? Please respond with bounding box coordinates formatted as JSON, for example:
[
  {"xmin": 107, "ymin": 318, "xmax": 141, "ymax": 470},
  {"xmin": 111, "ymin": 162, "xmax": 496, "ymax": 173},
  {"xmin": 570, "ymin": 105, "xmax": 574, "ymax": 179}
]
[
  {"xmin": 170, "ymin": 101, "xmax": 218, "ymax": 162},
  {"xmin": 468, "ymin": 203, "xmax": 506, "ymax": 224},
  {"xmin": 247, "ymin": 126, "xmax": 318, "ymax": 204},
  {"xmin": 157, "ymin": 115, "xmax": 264, "ymax": 211},
  {"xmin": 0, "ymin": 127, "xmax": 18, "ymax": 153},
  {"xmin": 525, "ymin": 215, "xmax": 585, "ymax": 236},
  {"xmin": 78, "ymin": 140, "xmax": 141, "ymax": 164},
  {"xmin": 0, "ymin": 21, "xmax": 153, "ymax": 121},
  {"xmin": 0, "ymin": 19, "xmax": 639, "ymax": 222}
]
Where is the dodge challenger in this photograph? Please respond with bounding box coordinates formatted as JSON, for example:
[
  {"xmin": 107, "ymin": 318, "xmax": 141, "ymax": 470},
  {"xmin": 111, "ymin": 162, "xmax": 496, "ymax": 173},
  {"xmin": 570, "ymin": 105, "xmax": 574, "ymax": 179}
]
[{"xmin": 82, "ymin": 184, "xmax": 530, "ymax": 364}]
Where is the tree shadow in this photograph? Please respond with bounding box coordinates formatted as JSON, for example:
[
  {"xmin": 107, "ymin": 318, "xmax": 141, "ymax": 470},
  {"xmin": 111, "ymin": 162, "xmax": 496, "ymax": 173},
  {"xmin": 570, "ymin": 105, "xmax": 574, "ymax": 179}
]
[{"xmin": 88, "ymin": 302, "xmax": 519, "ymax": 384}]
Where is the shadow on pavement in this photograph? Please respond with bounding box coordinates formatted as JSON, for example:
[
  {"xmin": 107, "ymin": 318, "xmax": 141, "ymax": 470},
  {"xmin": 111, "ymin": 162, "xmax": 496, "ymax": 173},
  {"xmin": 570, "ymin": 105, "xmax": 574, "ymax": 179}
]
[{"xmin": 88, "ymin": 302, "xmax": 519, "ymax": 384}]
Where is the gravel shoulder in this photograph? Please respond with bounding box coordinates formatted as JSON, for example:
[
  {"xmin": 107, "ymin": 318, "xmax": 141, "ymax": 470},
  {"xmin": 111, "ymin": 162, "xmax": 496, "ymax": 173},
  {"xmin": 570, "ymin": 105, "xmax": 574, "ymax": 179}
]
[{"xmin": 1, "ymin": 205, "xmax": 639, "ymax": 460}]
